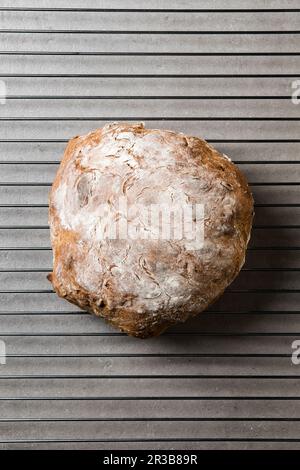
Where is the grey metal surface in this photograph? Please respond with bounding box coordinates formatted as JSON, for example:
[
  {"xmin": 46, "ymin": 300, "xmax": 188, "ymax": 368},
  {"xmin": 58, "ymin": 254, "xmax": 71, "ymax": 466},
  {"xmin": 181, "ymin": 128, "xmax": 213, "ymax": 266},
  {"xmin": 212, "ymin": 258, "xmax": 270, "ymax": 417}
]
[{"xmin": 0, "ymin": 0, "xmax": 299, "ymax": 449}]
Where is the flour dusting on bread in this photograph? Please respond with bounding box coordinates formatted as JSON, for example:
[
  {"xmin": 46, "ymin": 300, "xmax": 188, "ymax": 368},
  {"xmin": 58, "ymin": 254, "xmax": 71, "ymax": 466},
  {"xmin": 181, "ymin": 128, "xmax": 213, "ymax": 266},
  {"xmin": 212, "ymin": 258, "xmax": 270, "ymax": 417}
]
[{"xmin": 49, "ymin": 122, "xmax": 253, "ymax": 338}]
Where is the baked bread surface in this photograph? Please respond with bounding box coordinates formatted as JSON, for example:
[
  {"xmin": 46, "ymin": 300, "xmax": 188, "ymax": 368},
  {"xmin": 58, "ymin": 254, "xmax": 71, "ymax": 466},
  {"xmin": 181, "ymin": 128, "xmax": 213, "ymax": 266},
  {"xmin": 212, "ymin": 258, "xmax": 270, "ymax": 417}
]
[{"xmin": 48, "ymin": 122, "xmax": 253, "ymax": 338}]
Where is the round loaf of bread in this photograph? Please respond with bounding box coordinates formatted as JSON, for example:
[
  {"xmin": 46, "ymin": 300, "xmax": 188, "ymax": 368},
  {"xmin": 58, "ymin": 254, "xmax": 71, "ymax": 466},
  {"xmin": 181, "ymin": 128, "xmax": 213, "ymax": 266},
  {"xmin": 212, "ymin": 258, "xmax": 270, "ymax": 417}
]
[{"xmin": 48, "ymin": 122, "xmax": 253, "ymax": 338}]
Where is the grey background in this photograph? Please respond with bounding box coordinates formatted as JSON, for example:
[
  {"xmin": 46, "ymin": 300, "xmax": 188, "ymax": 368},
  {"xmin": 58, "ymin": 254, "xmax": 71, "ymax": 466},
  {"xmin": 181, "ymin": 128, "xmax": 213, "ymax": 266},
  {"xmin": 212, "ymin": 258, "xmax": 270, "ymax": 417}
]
[{"xmin": 0, "ymin": 0, "xmax": 299, "ymax": 449}]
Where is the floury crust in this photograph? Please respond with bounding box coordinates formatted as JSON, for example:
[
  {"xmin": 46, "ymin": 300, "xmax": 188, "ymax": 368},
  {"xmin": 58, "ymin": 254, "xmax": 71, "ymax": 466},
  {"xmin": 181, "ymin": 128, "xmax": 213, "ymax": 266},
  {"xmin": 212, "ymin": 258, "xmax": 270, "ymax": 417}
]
[{"xmin": 48, "ymin": 122, "xmax": 253, "ymax": 338}]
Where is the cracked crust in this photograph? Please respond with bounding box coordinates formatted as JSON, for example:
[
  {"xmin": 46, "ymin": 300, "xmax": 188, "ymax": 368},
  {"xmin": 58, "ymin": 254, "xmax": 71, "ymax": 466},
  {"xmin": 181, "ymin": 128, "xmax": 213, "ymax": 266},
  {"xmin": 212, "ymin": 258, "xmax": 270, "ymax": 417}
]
[{"xmin": 48, "ymin": 122, "xmax": 254, "ymax": 338}]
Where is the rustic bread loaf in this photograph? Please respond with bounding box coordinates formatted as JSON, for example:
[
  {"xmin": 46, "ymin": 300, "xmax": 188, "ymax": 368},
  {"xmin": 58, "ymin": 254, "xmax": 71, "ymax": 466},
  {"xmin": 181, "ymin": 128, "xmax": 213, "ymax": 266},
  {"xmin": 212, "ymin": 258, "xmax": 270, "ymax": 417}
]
[{"xmin": 48, "ymin": 122, "xmax": 253, "ymax": 338}]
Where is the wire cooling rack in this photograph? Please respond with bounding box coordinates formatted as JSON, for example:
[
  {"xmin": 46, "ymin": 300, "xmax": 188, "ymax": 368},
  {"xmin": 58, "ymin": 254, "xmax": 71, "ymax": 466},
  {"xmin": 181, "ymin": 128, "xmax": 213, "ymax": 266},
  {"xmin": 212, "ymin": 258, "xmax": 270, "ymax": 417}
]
[{"xmin": 0, "ymin": 0, "xmax": 299, "ymax": 450}]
